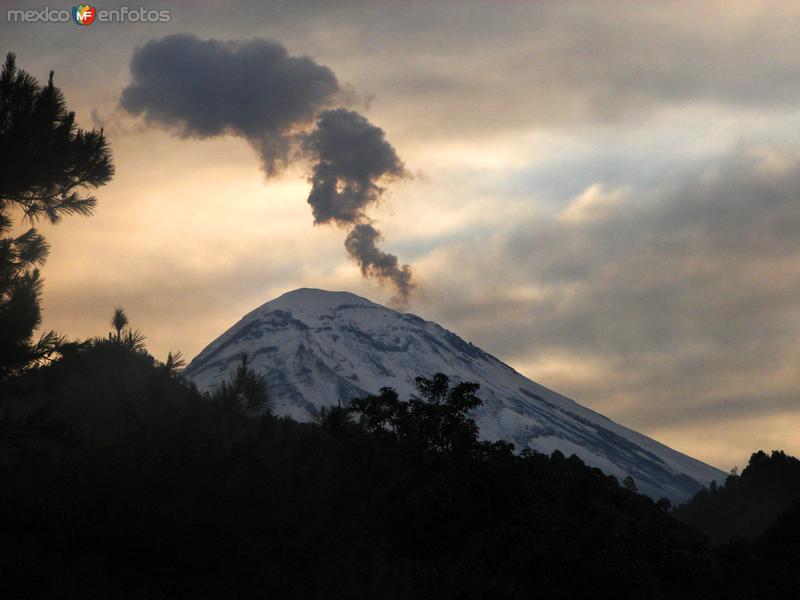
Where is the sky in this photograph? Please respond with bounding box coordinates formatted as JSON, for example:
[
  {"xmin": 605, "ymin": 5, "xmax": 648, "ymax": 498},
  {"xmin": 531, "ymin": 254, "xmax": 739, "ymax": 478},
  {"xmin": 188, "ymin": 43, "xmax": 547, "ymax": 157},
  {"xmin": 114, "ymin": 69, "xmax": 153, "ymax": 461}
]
[{"xmin": 2, "ymin": 0, "xmax": 799, "ymax": 470}]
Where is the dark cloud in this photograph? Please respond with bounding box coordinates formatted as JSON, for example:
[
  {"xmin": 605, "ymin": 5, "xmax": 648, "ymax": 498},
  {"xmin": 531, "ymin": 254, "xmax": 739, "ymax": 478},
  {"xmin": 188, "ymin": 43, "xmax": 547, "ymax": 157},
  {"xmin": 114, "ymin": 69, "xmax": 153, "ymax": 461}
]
[
  {"xmin": 345, "ymin": 223, "xmax": 414, "ymax": 308},
  {"xmin": 121, "ymin": 36, "xmax": 414, "ymax": 301},
  {"xmin": 305, "ymin": 108, "xmax": 407, "ymax": 224},
  {"xmin": 302, "ymin": 109, "xmax": 413, "ymax": 304},
  {"xmin": 120, "ymin": 34, "xmax": 340, "ymax": 174}
]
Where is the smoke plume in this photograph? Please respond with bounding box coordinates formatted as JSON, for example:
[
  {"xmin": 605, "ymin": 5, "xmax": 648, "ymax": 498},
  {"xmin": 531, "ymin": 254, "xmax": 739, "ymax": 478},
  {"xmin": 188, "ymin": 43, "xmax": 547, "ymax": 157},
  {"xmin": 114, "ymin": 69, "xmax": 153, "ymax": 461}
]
[
  {"xmin": 303, "ymin": 109, "xmax": 413, "ymax": 306},
  {"xmin": 121, "ymin": 34, "xmax": 340, "ymax": 175},
  {"xmin": 121, "ymin": 35, "xmax": 415, "ymax": 305},
  {"xmin": 304, "ymin": 108, "xmax": 407, "ymax": 224},
  {"xmin": 345, "ymin": 223, "xmax": 414, "ymax": 307}
]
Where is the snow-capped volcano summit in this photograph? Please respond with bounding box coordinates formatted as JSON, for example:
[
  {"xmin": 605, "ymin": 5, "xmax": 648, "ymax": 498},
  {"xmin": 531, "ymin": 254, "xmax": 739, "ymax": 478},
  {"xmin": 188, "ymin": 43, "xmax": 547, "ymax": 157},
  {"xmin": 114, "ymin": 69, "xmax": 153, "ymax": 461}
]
[{"xmin": 185, "ymin": 288, "xmax": 723, "ymax": 501}]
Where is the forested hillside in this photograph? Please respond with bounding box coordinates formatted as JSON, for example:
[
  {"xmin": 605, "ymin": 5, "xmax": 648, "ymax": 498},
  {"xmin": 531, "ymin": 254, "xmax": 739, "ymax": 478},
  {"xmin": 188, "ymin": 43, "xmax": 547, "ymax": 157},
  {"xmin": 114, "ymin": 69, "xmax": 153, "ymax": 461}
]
[{"xmin": 1, "ymin": 329, "xmax": 799, "ymax": 599}]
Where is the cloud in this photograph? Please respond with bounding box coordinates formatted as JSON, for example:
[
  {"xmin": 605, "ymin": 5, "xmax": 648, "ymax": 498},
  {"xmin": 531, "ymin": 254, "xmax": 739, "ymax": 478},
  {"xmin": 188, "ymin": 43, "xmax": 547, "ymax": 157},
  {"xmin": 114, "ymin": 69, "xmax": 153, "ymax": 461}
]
[
  {"xmin": 557, "ymin": 184, "xmax": 629, "ymax": 224},
  {"xmin": 237, "ymin": 2, "xmax": 800, "ymax": 140},
  {"xmin": 120, "ymin": 34, "xmax": 340, "ymax": 174},
  {"xmin": 416, "ymin": 143, "xmax": 800, "ymax": 467},
  {"xmin": 120, "ymin": 35, "xmax": 415, "ymax": 301}
]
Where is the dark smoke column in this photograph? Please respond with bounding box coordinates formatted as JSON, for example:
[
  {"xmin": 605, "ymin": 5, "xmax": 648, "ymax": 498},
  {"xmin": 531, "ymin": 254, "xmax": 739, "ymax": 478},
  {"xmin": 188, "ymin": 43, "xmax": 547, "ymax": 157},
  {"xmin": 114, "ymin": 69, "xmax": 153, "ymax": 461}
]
[
  {"xmin": 304, "ymin": 109, "xmax": 414, "ymax": 308},
  {"xmin": 120, "ymin": 34, "xmax": 339, "ymax": 175},
  {"xmin": 345, "ymin": 223, "xmax": 414, "ymax": 307},
  {"xmin": 120, "ymin": 35, "xmax": 415, "ymax": 307}
]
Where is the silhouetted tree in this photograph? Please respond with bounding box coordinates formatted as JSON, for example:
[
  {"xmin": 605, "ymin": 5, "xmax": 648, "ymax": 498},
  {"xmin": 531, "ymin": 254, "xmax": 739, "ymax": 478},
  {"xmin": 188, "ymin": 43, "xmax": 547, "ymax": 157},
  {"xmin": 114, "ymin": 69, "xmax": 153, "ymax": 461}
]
[
  {"xmin": 161, "ymin": 350, "xmax": 186, "ymax": 377},
  {"xmin": 111, "ymin": 305, "xmax": 128, "ymax": 340},
  {"xmin": 211, "ymin": 353, "xmax": 270, "ymax": 415},
  {"xmin": 349, "ymin": 386, "xmax": 402, "ymax": 435},
  {"xmin": 0, "ymin": 52, "xmax": 113, "ymax": 379},
  {"xmin": 317, "ymin": 403, "xmax": 354, "ymax": 435},
  {"xmin": 102, "ymin": 306, "xmax": 145, "ymax": 353},
  {"xmin": 350, "ymin": 373, "xmax": 482, "ymax": 454},
  {"xmin": 675, "ymin": 450, "xmax": 800, "ymax": 543}
]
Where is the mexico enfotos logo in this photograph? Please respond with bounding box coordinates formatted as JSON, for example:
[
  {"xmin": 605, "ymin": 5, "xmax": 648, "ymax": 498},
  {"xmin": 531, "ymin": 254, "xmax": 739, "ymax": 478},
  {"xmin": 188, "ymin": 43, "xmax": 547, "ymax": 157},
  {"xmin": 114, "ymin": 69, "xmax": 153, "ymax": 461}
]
[{"xmin": 7, "ymin": 5, "xmax": 171, "ymax": 24}]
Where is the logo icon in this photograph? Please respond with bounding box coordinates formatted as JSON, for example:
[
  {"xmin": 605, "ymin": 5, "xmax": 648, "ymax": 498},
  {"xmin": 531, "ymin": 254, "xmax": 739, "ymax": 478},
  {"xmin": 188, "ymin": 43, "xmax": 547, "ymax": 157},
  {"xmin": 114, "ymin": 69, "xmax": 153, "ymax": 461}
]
[{"xmin": 73, "ymin": 4, "xmax": 96, "ymax": 25}]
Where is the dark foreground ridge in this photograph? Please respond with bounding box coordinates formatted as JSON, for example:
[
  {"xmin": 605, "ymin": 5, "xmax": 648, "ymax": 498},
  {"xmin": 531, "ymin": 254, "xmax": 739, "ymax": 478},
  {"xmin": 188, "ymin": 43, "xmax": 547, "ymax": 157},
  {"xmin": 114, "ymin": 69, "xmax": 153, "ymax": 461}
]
[{"xmin": 2, "ymin": 333, "xmax": 800, "ymax": 599}]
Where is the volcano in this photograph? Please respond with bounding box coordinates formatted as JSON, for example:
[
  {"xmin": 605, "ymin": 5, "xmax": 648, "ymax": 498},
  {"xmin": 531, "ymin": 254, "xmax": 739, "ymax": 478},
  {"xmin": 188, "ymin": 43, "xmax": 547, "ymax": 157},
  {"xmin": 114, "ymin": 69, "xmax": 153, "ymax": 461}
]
[{"xmin": 185, "ymin": 288, "xmax": 723, "ymax": 501}]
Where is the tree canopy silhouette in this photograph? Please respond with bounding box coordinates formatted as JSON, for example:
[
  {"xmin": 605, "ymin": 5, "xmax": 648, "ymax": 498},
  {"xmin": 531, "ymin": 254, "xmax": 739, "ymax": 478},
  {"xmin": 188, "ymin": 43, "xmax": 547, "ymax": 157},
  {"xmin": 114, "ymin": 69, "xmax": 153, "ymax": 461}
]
[
  {"xmin": 350, "ymin": 373, "xmax": 483, "ymax": 454},
  {"xmin": 0, "ymin": 52, "xmax": 113, "ymax": 380},
  {"xmin": 674, "ymin": 450, "xmax": 800, "ymax": 543},
  {"xmin": 210, "ymin": 353, "xmax": 270, "ymax": 415},
  {"xmin": 4, "ymin": 329, "xmax": 800, "ymax": 599}
]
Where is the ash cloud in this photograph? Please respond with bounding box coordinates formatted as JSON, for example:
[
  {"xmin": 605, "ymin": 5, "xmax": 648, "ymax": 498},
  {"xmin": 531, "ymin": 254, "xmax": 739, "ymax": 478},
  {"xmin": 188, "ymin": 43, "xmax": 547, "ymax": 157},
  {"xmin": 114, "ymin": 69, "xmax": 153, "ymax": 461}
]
[
  {"xmin": 120, "ymin": 34, "xmax": 340, "ymax": 175},
  {"xmin": 304, "ymin": 108, "xmax": 407, "ymax": 224},
  {"xmin": 303, "ymin": 109, "xmax": 413, "ymax": 307},
  {"xmin": 345, "ymin": 223, "xmax": 414, "ymax": 308},
  {"xmin": 121, "ymin": 35, "xmax": 415, "ymax": 303}
]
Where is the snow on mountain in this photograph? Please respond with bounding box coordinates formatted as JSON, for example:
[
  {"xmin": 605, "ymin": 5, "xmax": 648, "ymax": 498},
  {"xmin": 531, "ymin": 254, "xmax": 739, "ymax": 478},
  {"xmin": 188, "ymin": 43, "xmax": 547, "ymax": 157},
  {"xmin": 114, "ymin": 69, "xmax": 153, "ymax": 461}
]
[{"xmin": 185, "ymin": 288, "xmax": 724, "ymax": 502}]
